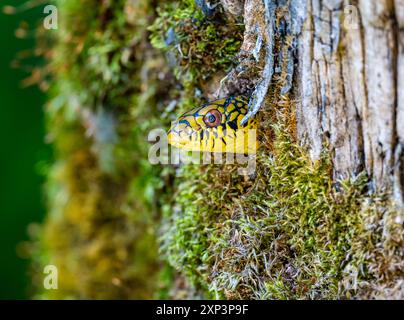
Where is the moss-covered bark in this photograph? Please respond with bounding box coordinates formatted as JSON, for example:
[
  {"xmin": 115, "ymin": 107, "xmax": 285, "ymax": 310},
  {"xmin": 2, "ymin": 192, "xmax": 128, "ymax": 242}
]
[{"xmin": 31, "ymin": 0, "xmax": 403, "ymax": 299}]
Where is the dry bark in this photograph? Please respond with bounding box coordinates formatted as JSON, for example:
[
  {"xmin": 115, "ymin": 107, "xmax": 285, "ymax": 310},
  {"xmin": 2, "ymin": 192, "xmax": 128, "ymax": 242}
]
[{"xmin": 226, "ymin": 0, "xmax": 403, "ymax": 204}]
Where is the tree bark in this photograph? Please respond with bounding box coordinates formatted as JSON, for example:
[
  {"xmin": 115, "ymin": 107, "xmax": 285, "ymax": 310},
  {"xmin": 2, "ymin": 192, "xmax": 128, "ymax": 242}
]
[
  {"xmin": 238, "ymin": 0, "xmax": 403, "ymax": 202},
  {"xmin": 301, "ymin": 0, "xmax": 403, "ymax": 199}
]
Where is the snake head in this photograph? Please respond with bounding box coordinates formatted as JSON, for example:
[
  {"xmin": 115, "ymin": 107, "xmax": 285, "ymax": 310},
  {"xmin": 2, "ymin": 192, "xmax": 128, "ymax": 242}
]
[{"xmin": 168, "ymin": 96, "xmax": 258, "ymax": 154}]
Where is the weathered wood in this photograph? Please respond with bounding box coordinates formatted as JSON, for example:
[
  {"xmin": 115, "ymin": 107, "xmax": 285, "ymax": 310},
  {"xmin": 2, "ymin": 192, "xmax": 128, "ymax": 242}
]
[
  {"xmin": 359, "ymin": 0, "xmax": 397, "ymax": 192},
  {"xmin": 221, "ymin": 0, "xmax": 403, "ymax": 201},
  {"xmin": 239, "ymin": 0, "xmax": 402, "ymax": 200},
  {"xmin": 294, "ymin": 0, "xmax": 363, "ymax": 181},
  {"xmin": 394, "ymin": 0, "xmax": 404, "ymax": 205}
]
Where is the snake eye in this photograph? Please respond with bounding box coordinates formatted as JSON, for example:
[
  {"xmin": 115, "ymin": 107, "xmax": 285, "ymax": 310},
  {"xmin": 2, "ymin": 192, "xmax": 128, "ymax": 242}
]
[{"xmin": 203, "ymin": 109, "xmax": 222, "ymax": 127}]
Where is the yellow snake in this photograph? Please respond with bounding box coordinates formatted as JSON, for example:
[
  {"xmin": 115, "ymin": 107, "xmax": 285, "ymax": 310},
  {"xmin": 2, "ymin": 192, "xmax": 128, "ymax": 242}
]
[{"xmin": 167, "ymin": 96, "xmax": 258, "ymax": 154}]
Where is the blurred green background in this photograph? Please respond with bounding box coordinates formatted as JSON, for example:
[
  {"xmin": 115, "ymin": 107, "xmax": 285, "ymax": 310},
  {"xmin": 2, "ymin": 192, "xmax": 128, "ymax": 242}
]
[{"xmin": 0, "ymin": 2, "xmax": 49, "ymax": 299}]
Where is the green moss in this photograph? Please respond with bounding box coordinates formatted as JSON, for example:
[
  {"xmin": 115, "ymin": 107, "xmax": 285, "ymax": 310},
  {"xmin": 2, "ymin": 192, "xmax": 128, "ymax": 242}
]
[
  {"xmin": 161, "ymin": 94, "xmax": 403, "ymax": 298},
  {"xmin": 30, "ymin": 0, "xmax": 174, "ymax": 299},
  {"xmin": 162, "ymin": 106, "xmax": 403, "ymax": 299},
  {"xmin": 149, "ymin": 0, "xmax": 243, "ymax": 102}
]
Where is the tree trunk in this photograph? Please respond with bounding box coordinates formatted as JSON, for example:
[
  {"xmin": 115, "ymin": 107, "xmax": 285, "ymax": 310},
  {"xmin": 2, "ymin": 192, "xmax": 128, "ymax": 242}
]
[
  {"xmin": 33, "ymin": 0, "xmax": 403, "ymax": 300},
  {"xmin": 239, "ymin": 0, "xmax": 403, "ymax": 201}
]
